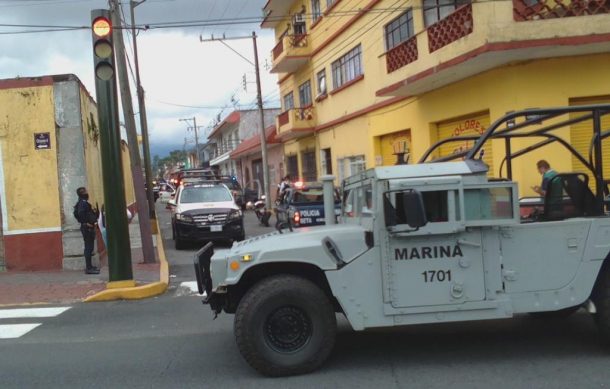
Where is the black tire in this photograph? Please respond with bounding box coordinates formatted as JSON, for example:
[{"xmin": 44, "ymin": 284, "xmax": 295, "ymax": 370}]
[
  {"xmin": 593, "ymin": 263, "xmax": 610, "ymax": 345},
  {"xmin": 234, "ymin": 275, "xmax": 336, "ymax": 377}
]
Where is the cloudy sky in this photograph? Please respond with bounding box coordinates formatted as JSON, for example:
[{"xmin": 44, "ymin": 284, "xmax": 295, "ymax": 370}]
[{"xmin": 0, "ymin": 0, "xmax": 279, "ymax": 158}]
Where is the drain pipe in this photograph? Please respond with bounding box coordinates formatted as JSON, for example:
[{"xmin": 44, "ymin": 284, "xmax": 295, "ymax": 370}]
[{"xmin": 321, "ymin": 175, "xmax": 336, "ymax": 225}]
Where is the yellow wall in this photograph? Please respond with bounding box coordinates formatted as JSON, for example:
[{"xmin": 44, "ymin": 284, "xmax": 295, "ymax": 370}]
[{"xmin": 0, "ymin": 85, "xmax": 61, "ymax": 231}]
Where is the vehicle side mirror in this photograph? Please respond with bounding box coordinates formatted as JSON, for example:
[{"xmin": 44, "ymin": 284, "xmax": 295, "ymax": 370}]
[
  {"xmin": 168, "ymin": 199, "xmax": 176, "ymax": 207},
  {"xmin": 401, "ymin": 190, "xmax": 428, "ymax": 229}
]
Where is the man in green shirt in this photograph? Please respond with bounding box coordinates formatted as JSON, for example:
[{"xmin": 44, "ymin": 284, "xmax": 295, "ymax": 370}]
[{"xmin": 532, "ymin": 160, "xmax": 558, "ymax": 197}]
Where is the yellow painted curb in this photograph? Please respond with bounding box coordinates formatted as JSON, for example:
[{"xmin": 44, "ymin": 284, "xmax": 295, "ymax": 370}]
[
  {"xmin": 107, "ymin": 280, "xmax": 137, "ymax": 289},
  {"xmin": 84, "ymin": 218, "xmax": 169, "ymax": 302}
]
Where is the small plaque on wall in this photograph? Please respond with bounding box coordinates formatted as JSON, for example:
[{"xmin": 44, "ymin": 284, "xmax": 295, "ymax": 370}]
[{"xmin": 34, "ymin": 132, "xmax": 51, "ymax": 150}]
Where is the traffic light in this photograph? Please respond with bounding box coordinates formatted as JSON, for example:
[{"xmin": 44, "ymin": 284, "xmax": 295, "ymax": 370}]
[{"xmin": 91, "ymin": 10, "xmax": 114, "ymax": 81}]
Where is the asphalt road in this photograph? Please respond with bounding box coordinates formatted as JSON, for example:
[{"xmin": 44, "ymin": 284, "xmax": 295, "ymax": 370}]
[{"xmin": 1, "ymin": 204, "xmax": 610, "ymax": 388}]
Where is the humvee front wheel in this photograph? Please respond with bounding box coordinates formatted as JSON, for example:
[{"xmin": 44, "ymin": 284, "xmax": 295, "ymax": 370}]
[{"xmin": 234, "ymin": 275, "xmax": 336, "ymax": 376}]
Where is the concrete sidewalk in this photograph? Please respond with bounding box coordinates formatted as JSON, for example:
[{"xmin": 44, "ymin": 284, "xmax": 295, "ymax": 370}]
[{"xmin": 0, "ymin": 214, "xmax": 161, "ymax": 306}]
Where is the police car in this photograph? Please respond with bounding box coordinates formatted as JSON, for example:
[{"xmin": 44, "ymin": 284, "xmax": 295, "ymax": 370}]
[
  {"xmin": 168, "ymin": 182, "xmax": 244, "ymax": 249},
  {"xmin": 276, "ymin": 182, "xmax": 340, "ymax": 228}
]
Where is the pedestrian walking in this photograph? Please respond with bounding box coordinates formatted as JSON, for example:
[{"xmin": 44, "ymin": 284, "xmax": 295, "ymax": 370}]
[{"xmin": 74, "ymin": 187, "xmax": 100, "ymax": 274}]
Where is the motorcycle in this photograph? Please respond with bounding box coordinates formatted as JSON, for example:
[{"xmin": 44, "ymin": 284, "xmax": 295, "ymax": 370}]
[{"xmin": 253, "ymin": 195, "xmax": 272, "ymax": 227}]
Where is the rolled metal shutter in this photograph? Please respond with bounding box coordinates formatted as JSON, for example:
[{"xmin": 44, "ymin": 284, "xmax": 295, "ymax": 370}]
[
  {"xmin": 437, "ymin": 113, "xmax": 493, "ymax": 175},
  {"xmin": 380, "ymin": 130, "xmax": 412, "ymax": 166}
]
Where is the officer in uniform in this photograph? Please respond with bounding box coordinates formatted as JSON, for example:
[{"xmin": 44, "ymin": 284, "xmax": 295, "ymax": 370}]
[{"xmin": 75, "ymin": 187, "xmax": 100, "ymax": 274}]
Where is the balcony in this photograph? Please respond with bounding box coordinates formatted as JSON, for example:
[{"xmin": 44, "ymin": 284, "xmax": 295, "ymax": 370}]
[
  {"xmin": 513, "ymin": 0, "xmax": 610, "ymax": 21},
  {"xmin": 270, "ymin": 34, "xmax": 311, "ymax": 74},
  {"xmin": 386, "ymin": 36, "xmax": 418, "ymax": 73},
  {"xmin": 377, "ymin": 0, "xmax": 610, "ymax": 98},
  {"xmin": 276, "ymin": 107, "xmax": 316, "ymax": 140}
]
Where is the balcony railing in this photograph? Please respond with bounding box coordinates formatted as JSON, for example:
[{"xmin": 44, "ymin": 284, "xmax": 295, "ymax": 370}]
[
  {"xmin": 427, "ymin": 4, "xmax": 474, "ymax": 53},
  {"xmin": 272, "ymin": 34, "xmax": 308, "ymax": 60},
  {"xmin": 513, "ymin": 0, "xmax": 610, "ymax": 21},
  {"xmin": 272, "ymin": 38, "xmax": 284, "ymax": 60},
  {"xmin": 386, "ymin": 36, "xmax": 419, "ymax": 73},
  {"xmin": 277, "ymin": 107, "xmax": 316, "ymax": 137}
]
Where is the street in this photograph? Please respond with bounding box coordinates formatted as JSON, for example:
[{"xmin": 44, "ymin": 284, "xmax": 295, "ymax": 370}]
[{"xmin": 1, "ymin": 204, "xmax": 610, "ymax": 388}]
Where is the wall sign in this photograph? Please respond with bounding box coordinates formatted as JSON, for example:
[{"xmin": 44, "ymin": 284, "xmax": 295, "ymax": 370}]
[{"xmin": 34, "ymin": 133, "xmax": 51, "ymax": 150}]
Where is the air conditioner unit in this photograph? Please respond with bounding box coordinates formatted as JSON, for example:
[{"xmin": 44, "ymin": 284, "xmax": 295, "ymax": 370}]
[{"xmin": 293, "ymin": 13, "xmax": 306, "ymax": 24}]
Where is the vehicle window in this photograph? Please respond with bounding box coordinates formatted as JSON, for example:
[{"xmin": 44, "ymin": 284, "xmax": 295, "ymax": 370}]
[
  {"xmin": 343, "ymin": 185, "xmax": 371, "ymax": 218},
  {"xmin": 384, "ymin": 190, "xmax": 449, "ymax": 226},
  {"xmin": 180, "ymin": 186, "xmax": 232, "ymax": 204},
  {"xmin": 464, "ymin": 187, "xmax": 513, "ymax": 220},
  {"xmin": 292, "ymin": 189, "xmax": 325, "ymax": 204},
  {"xmin": 422, "ymin": 191, "xmax": 448, "ymax": 222}
]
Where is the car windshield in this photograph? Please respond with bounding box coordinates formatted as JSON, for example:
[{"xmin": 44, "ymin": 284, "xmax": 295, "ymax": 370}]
[{"xmin": 180, "ymin": 186, "xmax": 232, "ymax": 204}]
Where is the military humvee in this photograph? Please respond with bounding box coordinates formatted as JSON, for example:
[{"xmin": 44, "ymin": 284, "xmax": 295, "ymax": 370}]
[{"xmin": 194, "ymin": 104, "xmax": 610, "ymax": 376}]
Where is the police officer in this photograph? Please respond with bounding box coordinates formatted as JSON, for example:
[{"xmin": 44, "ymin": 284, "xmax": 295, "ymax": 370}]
[{"xmin": 75, "ymin": 187, "xmax": 100, "ymax": 274}]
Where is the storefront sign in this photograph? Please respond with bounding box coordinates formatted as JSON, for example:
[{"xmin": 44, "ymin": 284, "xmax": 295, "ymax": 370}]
[{"xmin": 34, "ymin": 132, "xmax": 51, "ymax": 150}]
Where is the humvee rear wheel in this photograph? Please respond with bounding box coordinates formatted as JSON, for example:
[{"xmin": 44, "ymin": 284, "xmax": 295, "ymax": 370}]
[
  {"xmin": 234, "ymin": 275, "xmax": 336, "ymax": 376},
  {"xmin": 593, "ymin": 264, "xmax": 610, "ymax": 344}
]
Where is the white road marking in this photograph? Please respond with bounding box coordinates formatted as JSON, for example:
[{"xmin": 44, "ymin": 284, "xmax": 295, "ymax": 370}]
[
  {"xmin": 0, "ymin": 307, "xmax": 71, "ymax": 319},
  {"xmin": 175, "ymin": 281, "xmax": 206, "ymax": 297},
  {"xmin": 0, "ymin": 323, "xmax": 42, "ymax": 339}
]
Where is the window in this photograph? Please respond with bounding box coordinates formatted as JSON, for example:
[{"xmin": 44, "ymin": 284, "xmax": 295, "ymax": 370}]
[
  {"xmin": 293, "ymin": 13, "xmax": 307, "ymax": 35},
  {"xmin": 338, "ymin": 155, "xmax": 365, "ymax": 182},
  {"xmin": 331, "ymin": 45, "xmax": 363, "ymax": 89},
  {"xmin": 302, "ymin": 150, "xmax": 317, "ymax": 182},
  {"xmin": 423, "ymin": 0, "xmax": 470, "ymax": 26},
  {"xmin": 385, "ymin": 10, "xmax": 414, "ymax": 50},
  {"xmin": 317, "ymin": 69, "xmax": 327, "ymax": 96},
  {"xmin": 283, "ymin": 92, "xmax": 294, "ymax": 111},
  {"xmin": 311, "ymin": 0, "xmax": 322, "ymax": 23},
  {"xmin": 464, "ymin": 187, "xmax": 514, "ymax": 221},
  {"xmin": 343, "ymin": 185, "xmax": 372, "ymax": 218},
  {"xmin": 298, "ymin": 80, "xmax": 312, "ymax": 107},
  {"xmin": 321, "ymin": 148, "xmax": 332, "ymax": 175},
  {"xmin": 286, "ymin": 155, "xmax": 299, "ymax": 179}
]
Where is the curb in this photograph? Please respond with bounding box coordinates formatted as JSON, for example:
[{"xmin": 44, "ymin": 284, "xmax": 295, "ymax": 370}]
[{"xmin": 84, "ymin": 218, "xmax": 169, "ymax": 302}]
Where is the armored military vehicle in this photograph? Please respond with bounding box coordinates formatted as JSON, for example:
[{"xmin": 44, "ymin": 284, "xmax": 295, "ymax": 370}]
[{"xmin": 194, "ymin": 104, "xmax": 610, "ymax": 376}]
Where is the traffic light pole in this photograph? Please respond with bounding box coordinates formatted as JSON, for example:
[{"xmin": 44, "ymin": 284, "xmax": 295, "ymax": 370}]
[{"xmin": 91, "ymin": 9, "xmax": 133, "ymax": 282}]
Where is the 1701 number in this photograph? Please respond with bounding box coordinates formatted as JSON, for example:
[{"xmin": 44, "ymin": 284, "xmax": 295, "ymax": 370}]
[{"xmin": 421, "ymin": 270, "xmax": 452, "ymax": 283}]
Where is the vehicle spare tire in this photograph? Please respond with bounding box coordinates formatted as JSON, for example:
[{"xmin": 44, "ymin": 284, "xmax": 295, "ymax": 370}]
[{"xmin": 234, "ymin": 274, "xmax": 336, "ymax": 376}]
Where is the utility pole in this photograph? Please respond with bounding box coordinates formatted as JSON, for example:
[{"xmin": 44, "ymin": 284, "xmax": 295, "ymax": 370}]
[
  {"xmin": 110, "ymin": 0, "xmax": 156, "ymax": 264},
  {"xmin": 252, "ymin": 32, "xmax": 272, "ymax": 209},
  {"xmin": 200, "ymin": 33, "xmax": 272, "ymax": 209},
  {"xmin": 129, "ymin": 0, "xmax": 157, "ymax": 223},
  {"xmin": 179, "ymin": 117, "xmax": 200, "ymax": 167}
]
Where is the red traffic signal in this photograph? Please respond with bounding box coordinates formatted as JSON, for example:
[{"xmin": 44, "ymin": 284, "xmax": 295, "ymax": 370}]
[{"xmin": 92, "ymin": 17, "xmax": 111, "ymax": 38}]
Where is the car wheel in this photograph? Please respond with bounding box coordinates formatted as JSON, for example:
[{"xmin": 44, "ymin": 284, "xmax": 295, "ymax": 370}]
[{"xmin": 234, "ymin": 275, "xmax": 336, "ymax": 377}]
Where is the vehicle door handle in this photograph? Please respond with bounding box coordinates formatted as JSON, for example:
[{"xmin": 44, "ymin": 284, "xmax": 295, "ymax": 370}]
[{"xmin": 457, "ymin": 239, "xmax": 481, "ymax": 248}]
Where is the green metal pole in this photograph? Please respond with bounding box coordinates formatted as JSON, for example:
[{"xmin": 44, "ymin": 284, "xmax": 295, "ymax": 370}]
[{"xmin": 92, "ymin": 9, "xmax": 133, "ymax": 282}]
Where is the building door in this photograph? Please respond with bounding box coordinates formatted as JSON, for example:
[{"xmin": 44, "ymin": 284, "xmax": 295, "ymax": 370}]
[
  {"xmin": 570, "ymin": 96, "xmax": 610, "ymax": 190},
  {"xmin": 380, "ymin": 130, "xmax": 412, "ymax": 166},
  {"xmin": 437, "ymin": 113, "xmax": 493, "ymax": 175},
  {"xmin": 252, "ymin": 159, "xmax": 264, "ymax": 186}
]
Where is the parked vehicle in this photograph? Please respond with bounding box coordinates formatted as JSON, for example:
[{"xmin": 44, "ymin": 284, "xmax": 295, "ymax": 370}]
[
  {"xmin": 169, "ymin": 182, "xmax": 244, "ymax": 249},
  {"xmin": 275, "ymin": 183, "xmax": 341, "ymax": 228},
  {"xmin": 157, "ymin": 183, "xmax": 176, "ymax": 203},
  {"xmin": 195, "ymin": 104, "xmax": 610, "ymax": 376}
]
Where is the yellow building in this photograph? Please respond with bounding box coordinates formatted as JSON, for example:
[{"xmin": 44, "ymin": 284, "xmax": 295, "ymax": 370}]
[
  {"xmin": 263, "ymin": 0, "xmax": 610, "ymax": 193},
  {"xmin": 0, "ymin": 75, "xmax": 135, "ymax": 271}
]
